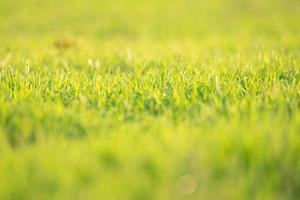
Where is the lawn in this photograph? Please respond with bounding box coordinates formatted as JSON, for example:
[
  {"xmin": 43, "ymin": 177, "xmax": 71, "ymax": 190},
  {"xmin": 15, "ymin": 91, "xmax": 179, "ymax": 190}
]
[{"xmin": 0, "ymin": 0, "xmax": 300, "ymax": 199}]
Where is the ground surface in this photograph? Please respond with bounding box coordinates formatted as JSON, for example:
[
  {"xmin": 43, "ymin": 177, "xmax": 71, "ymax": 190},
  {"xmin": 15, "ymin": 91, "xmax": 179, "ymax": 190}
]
[{"xmin": 0, "ymin": 0, "xmax": 300, "ymax": 199}]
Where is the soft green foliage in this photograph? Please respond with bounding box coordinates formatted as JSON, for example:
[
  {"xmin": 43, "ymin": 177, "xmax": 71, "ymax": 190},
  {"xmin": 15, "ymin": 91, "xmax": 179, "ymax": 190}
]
[{"xmin": 0, "ymin": 0, "xmax": 300, "ymax": 199}]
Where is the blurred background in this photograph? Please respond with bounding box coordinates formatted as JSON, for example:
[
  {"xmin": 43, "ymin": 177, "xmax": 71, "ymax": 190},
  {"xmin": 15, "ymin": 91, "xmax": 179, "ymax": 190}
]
[{"xmin": 0, "ymin": 0, "xmax": 299, "ymax": 41}]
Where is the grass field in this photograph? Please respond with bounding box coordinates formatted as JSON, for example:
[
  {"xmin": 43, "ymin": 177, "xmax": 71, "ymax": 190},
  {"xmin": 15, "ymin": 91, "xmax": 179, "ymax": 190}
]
[{"xmin": 0, "ymin": 0, "xmax": 300, "ymax": 199}]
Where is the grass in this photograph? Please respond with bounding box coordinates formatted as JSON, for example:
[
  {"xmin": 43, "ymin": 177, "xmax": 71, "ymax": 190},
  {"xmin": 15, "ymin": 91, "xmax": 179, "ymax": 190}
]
[{"xmin": 0, "ymin": 0, "xmax": 300, "ymax": 199}]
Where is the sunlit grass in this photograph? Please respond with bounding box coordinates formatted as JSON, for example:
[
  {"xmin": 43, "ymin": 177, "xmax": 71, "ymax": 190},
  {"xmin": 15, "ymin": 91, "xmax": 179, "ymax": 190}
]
[{"xmin": 0, "ymin": 0, "xmax": 300, "ymax": 199}]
